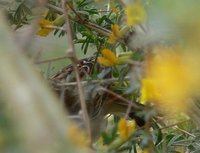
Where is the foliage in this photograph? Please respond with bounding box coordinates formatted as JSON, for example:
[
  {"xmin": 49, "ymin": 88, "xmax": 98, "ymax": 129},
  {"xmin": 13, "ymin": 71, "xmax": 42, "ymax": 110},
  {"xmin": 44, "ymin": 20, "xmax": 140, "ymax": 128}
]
[{"xmin": 1, "ymin": 0, "xmax": 200, "ymax": 153}]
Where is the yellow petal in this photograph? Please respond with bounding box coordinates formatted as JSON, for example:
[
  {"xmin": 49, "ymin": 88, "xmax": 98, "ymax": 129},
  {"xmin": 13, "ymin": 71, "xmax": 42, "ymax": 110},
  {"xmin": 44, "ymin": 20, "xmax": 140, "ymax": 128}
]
[
  {"xmin": 111, "ymin": 24, "xmax": 121, "ymax": 38},
  {"xmin": 38, "ymin": 19, "xmax": 54, "ymax": 28},
  {"xmin": 67, "ymin": 124, "xmax": 88, "ymax": 148},
  {"xmin": 140, "ymin": 79, "xmax": 159, "ymax": 104},
  {"xmin": 97, "ymin": 57, "xmax": 114, "ymax": 66},
  {"xmin": 36, "ymin": 19, "xmax": 54, "ymax": 37},
  {"xmin": 108, "ymin": 33, "xmax": 117, "ymax": 44},
  {"xmin": 108, "ymin": 24, "xmax": 122, "ymax": 44},
  {"xmin": 36, "ymin": 29, "xmax": 52, "ymax": 37},
  {"xmin": 118, "ymin": 118, "xmax": 128, "ymax": 139},
  {"xmin": 125, "ymin": 4, "xmax": 146, "ymax": 27},
  {"xmin": 141, "ymin": 47, "xmax": 200, "ymax": 113},
  {"xmin": 127, "ymin": 120, "xmax": 136, "ymax": 134},
  {"xmin": 101, "ymin": 49, "xmax": 119, "ymax": 64},
  {"xmin": 118, "ymin": 118, "xmax": 136, "ymax": 140}
]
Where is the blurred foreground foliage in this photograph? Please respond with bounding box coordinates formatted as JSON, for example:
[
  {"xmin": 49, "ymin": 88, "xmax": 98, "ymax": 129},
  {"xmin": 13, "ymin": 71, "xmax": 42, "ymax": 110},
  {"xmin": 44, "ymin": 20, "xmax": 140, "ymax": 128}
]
[{"xmin": 0, "ymin": 0, "xmax": 200, "ymax": 153}]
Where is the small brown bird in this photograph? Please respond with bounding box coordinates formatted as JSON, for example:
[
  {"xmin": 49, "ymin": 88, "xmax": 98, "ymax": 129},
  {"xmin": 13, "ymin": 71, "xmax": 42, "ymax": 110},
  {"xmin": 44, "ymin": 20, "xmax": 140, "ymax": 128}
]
[{"xmin": 49, "ymin": 55, "xmax": 145, "ymax": 140}]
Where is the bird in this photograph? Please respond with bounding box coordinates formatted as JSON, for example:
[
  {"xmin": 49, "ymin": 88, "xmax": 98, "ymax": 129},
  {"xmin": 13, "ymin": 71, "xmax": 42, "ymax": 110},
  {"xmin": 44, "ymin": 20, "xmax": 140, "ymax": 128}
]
[
  {"xmin": 49, "ymin": 56, "xmax": 106, "ymax": 116},
  {"xmin": 49, "ymin": 55, "xmax": 145, "ymax": 141}
]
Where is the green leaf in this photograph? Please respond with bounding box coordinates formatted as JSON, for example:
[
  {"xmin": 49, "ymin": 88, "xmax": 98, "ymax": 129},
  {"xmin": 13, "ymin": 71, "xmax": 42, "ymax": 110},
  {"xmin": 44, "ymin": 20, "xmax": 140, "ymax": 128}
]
[{"xmin": 151, "ymin": 121, "xmax": 163, "ymax": 146}]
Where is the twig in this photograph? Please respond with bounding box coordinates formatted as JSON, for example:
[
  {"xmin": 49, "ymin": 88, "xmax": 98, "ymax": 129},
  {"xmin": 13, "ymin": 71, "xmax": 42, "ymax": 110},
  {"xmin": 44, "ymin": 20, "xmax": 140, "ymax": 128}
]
[
  {"xmin": 66, "ymin": 2, "xmax": 85, "ymax": 23},
  {"xmin": 100, "ymin": 87, "xmax": 143, "ymax": 109},
  {"xmin": 61, "ymin": 0, "xmax": 92, "ymax": 142},
  {"xmin": 159, "ymin": 120, "xmax": 189, "ymax": 131},
  {"xmin": 46, "ymin": 3, "xmax": 63, "ymax": 14},
  {"xmin": 174, "ymin": 126, "xmax": 196, "ymax": 138},
  {"xmin": 46, "ymin": 2, "xmax": 111, "ymax": 36},
  {"xmin": 174, "ymin": 126, "xmax": 200, "ymax": 147},
  {"xmin": 35, "ymin": 55, "xmax": 68, "ymax": 64},
  {"xmin": 124, "ymin": 102, "xmax": 132, "ymax": 119},
  {"xmin": 56, "ymin": 77, "xmax": 130, "ymax": 87}
]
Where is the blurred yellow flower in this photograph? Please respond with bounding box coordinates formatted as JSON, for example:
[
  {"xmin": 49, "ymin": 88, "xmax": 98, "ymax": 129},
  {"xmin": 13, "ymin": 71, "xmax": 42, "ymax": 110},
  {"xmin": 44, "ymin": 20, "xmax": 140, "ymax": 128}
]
[
  {"xmin": 36, "ymin": 19, "xmax": 54, "ymax": 37},
  {"xmin": 140, "ymin": 47, "xmax": 200, "ymax": 113},
  {"xmin": 108, "ymin": 24, "xmax": 122, "ymax": 44},
  {"xmin": 140, "ymin": 79, "xmax": 159, "ymax": 105},
  {"xmin": 67, "ymin": 124, "xmax": 89, "ymax": 148},
  {"xmin": 125, "ymin": 3, "xmax": 146, "ymax": 27},
  {"xmin": 98, "ymin": 49, "xmax": 119, "ymax": 66},
  {"xmin": 118, "ymin": 118, "xmax": 136, "ymax": 140}
]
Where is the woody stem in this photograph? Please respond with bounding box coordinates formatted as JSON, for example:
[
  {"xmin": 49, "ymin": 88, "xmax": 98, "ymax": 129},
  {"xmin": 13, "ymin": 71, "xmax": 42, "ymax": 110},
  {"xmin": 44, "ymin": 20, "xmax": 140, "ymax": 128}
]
[{"xmin": 61, "ymin": 0, "xmax": 92, "ymax": 142}]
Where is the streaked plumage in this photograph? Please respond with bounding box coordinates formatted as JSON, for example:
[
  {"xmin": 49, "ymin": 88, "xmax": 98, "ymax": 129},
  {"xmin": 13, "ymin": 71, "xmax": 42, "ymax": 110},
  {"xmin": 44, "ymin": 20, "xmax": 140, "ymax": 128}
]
[{"xmin": 49, "ymin": 55, "xmax": 145, "ymax": 140}]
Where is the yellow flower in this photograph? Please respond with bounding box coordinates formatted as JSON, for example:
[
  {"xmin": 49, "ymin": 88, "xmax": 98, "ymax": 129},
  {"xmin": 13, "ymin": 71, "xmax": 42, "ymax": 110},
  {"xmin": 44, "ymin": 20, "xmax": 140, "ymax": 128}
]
[
  {"xmin": 140, "ymin": 47, "xmax": 200, "ymax": 113},
  {"xmin": 125, "ymin": 3, "xmax": 146, "ymax": 27},
  {"xmin": 67, "ymin": 124, "xmax": 89, "ymax": 148},
  {"xmin": 140, "ymin": 79, "xmax": 159, "ymax": 105},
  {"xmin": 108, "ymin": 24, "xmax": 122, "ymax": 44},
  {"xmin": 36, "ymin": 19, "xmax": 54, "ymax": 37},
  {"xmin": 118, "ymin": 118, "xmax": 136, "ymax": 140},
  {"xmin": 98, "ymin": 49, "xmax": 120, "ymax": 66},
  {"xmin": 36, "ymin": 15, "xmax": 65, "ymax": 37}
]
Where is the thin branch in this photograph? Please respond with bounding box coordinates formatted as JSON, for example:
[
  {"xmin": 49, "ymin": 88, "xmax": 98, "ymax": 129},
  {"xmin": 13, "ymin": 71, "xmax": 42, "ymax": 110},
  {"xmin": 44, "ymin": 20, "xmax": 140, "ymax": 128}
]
[
  {"xmin": 61, "ymin": 0, "xmax": 92, "ymax": 142},
  {"xmin": 124, "ymin": 102, "xmax": 132, "ymax": 119},
  {"xmin": 66, "ymin": 1, "xmax": 85, "ymax": 23},
  {"xmin": 55, "ymin": 77, "xmax": 130, "ymax": 87},
  {"xmin": 100, "ymin": 87, "xmax": 144, "ymax": 109},
  {"xmin": 46, "ymin": 3, "xmax": 63, "ymax": 14},
  {"xmin": 35, "ymin": 55, "xmax": 68, "ymax": 64},
  {"xmin": 46, "ymin": 2, "xmax": 111, "ymax": 36},
  {"xmin": 159, "ymin": 120, "xmax": 189, "ymax": 130},
  {"xmin": 174, "ymin": 126, "xmax": 196, "ymax": 138}
]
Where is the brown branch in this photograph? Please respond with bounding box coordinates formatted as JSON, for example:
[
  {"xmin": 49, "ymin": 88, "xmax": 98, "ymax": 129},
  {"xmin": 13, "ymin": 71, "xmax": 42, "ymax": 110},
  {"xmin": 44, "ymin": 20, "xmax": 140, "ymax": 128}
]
[
  {"xmin": 66, "ymin": 1, "xmax": 85, "ymax": 23},
  {"xmin": 46, "ymin": 2, "xmax": 111, "ymax": 36},
  {"xmin": 61, "ymin": 0, "xmax": 92, "ymax": 142},
  {"xmin": 100, "ymin": 87, "xmax": 144, "ymax": 109}
]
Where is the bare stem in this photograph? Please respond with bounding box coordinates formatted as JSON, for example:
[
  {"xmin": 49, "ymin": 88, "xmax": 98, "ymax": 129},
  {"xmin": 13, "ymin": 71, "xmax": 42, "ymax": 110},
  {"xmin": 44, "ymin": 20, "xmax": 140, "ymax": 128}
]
[
  {"xmin": 35, "ymin": 55, "xmax": 68, "ymax": 64},
  {"xmin": 174, "ymin": 126, "xmax": 196, "ymax": 138},
  {"xmin": 159, "ymin": 120, "xmax": 189, "ymax": 130},
  {"xmin": 61, "ymin": 0, "xmax": 91, "ymax": 142},
  {"xmin": 100, "ymin": 87, "xmax": 143, "ymax": 109}
]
